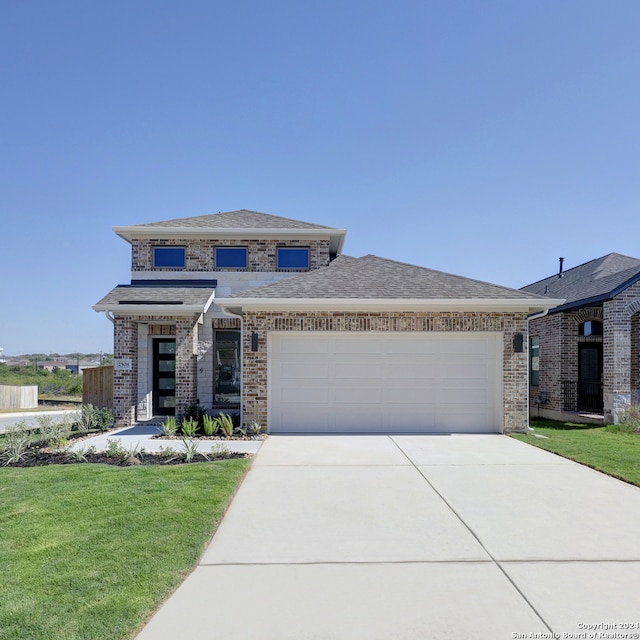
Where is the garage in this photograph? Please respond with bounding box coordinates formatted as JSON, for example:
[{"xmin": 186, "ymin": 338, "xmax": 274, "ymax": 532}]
[{"xmin": 268, "ymin": 332, "xmax": 503, "ymax": 434}]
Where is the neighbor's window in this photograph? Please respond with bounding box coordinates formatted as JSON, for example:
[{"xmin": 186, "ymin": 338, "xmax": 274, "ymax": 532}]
[
  {"xmin": 277, "ymin": 247, "xmax": 309, "ymax": 269},
  {"xmin": 153, "ymin": 247, "xmax": 185, "ymax": 268},
  {"xmin": 530, "ymin": 336, "xmax": 540, "ymax": 386},
  {"xmin": 579, "ymin": 320, "xmax": 603, "ymax": 337},
  {"xmin": 215, "ymin": 247, "xmax": 247, "ymax": 269}
]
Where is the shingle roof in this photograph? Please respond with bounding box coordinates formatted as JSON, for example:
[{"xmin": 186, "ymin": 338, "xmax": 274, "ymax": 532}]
[
  {"xmin": 520, "ymin": 253, "xmax": 640, "ymax": 310},
  {"xmin": 93, "ymin": 283, "xmax": 215, "ymax": 313},
  {"xmin": 134, "ymin": 209, "xmax": 336, "ymax": 230},
  {"xmin": 227, "ymin": 254, "xmax": 548, "ymax": 300}
]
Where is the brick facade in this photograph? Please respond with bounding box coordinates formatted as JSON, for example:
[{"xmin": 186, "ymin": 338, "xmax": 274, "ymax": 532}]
[
  {"xmin": 112, "ymin": 314, "xmax": 199, "ymax": 428},
  {"xmin": 241, "ymin": 311, "xmax": 530, "ymax": 434},
  {"xmin": 529, "ymin": 293, "xmax": 640, "ymax": 423},
  {"xmin": 131, "ymin": 238, "xmax": 331, "ymax": 272}
]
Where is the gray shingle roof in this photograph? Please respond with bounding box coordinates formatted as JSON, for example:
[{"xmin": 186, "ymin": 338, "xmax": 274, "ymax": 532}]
[
  {"xmin": 133, "ymin": 209, "xmax": 336, "ymax": 230},
  {"xmin": 520, "ymin": 253, "xmax": 640, "ymax": 309},
  {"xmin": 94, "ymin": 285, "xmax": 215, "ymax": 311},
  {"xmin": 228, "ymin": 254, "xmax": 548, "ymax": 300}
]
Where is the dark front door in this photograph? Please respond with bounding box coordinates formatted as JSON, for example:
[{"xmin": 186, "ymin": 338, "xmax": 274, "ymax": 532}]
[
  {"xmin": 153, "ymin": 339, "xmax": 176, "ymax": 415},
  {"xmin": 578, "ymin": 343, "xmax": 603, "ymax": 413}
]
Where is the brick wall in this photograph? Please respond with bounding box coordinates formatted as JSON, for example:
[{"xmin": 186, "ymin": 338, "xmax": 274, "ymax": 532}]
[
  {"xmin": 112, "ymin": 314, "xmax": 198, "ymax": 427},
  {"xmin": 529, "ymin": 307, "xmax": 604, "ymax": 420},
  {"xmin": 131, "ymin": 238, "xmax": 331, "ymax": 272},
  {"xmin": 241, "ymin": 311, "xmax": 529, "ymax": 434}
]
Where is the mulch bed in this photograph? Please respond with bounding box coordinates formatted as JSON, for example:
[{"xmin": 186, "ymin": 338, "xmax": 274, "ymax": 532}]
[{"xmin": 4, "ymin": 450, "xmax": 249, "ymax": 467}]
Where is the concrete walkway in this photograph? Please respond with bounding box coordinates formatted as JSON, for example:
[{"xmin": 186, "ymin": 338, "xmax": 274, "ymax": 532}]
[
  {"xmin": 69, "ymin": 423, "xmax": 263, "ymax": 455},
  {"xmin": 136, "ymin": 435, "xmax": 640, "ymax": 639}
]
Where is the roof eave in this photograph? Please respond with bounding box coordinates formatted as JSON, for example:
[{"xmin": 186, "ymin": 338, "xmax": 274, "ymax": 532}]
[
  {"xmin": 93, "ymin": 291, "xmax": 216, "ymax": 316},
  {"xmin": 113, "ymin": 225, "xmax": 347, "ymax": 254},
  {"xmin": 93, "ymin": 304, "xmax": 207, "ymax": 316},
  {"xmin": 215, "ymin": 297, "xmax": 565, "ymax": 314}
]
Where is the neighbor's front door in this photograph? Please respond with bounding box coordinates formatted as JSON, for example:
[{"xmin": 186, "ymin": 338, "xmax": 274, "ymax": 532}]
[
  {"xmin": 578, "ymin": 343, "xmax": 603, "ymax": 413},
  {"xmin": 153, "ymin": 339, "xmax": 176, "ymax": 416}
]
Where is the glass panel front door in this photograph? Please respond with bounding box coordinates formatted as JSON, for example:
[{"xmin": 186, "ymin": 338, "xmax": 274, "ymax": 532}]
[
  {"xmin": 578, "ymin": 343, "xmax": 603, "ymax": 413},
  {"xmin": 154, "ymin": 338, "xmax": 176, "ymax": 415}
]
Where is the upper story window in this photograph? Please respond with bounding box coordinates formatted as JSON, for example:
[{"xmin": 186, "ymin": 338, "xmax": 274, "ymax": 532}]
[
  {"xmin": 153, "ymin": 247, "xmax": 185, "ymax": 268},
  {"xmin": 579, "ymin": 320, "xmax": 603, "ymax": 337},
  {"xmin": 277, "ymin": 247, "xmax": 309, "ymax": 269},
  {"xmin": 215, "ymin": 247, "xmax": 247, "ymax": 269}
]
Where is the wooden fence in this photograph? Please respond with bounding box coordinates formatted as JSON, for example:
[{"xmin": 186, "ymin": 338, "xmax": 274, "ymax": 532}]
[
  {"xmin": 82, "ymin": 365, "xmax": 113, "ymax": 410},
  {"xmin": 0, "ymin": 384, "xmax": 38, "ymax": 409}
]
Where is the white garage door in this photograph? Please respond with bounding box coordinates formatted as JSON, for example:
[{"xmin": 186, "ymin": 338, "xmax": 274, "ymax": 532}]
[{"xmin": 269, "ymin": 332, "xmax": 502, "ymax": 434}]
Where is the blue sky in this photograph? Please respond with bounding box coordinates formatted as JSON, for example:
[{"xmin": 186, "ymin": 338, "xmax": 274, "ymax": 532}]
[{"xmin": 2, "ymin": 0, "xmax": 639, "ymax": 355}]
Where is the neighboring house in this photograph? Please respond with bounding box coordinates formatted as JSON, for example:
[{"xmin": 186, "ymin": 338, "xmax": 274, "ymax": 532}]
[
  {"xmin": 93, "ymin": 209, "xmax": 558, "ymax": 434},
  {"xmin": 521, "ymin": 253, "xmax": 640, "ymax": 424}
]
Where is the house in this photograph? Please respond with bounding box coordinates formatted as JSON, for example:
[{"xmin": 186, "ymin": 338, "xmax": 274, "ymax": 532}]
[
  {"xmin": 521, "ymin": 253, "xmax": 640, "ymax": 424},
  {"xmin": 93, "ymin": 209, "xmax": 559, "ymax": 434}
]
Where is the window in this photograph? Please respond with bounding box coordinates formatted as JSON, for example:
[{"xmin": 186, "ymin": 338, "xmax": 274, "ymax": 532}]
[
  {"xmin": 215, "ymin": 247, "xmax": 247, "ymax": 269},
  {"xmin": 579, "ymin": 320, "xmax": 603, "ymax": 337},
  {"xmin": 530, "ymin": 336, "xmax": 540, "ymax": 386},
  {"xmin": 153, "ymin": 247, "xmax": 185, "ymax": 268},
  {"xmin": 214, "ymin": 330, "xmax": 241, "ymax": 405},
  {"xmin": 277, "ymin": 247, "xmax": 309, "ymax": 269}
]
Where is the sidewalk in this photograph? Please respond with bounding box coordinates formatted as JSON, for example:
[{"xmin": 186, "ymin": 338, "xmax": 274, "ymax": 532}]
[{"xmin": 69, "ymin": 423, "xmax": 264, "ymax": 455}]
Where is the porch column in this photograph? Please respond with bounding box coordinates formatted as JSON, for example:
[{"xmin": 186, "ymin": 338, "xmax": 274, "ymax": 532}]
[
  {"xmin": 113, "ymin": 316, "xmax": 137, "ymax": 428},
  {"xmin": 175, "ymin": 316, "xmax": 198, "ymax": 417},
  {"xmin": 603, "ymin": 299, "xmax": 631, "ymax": 423}
]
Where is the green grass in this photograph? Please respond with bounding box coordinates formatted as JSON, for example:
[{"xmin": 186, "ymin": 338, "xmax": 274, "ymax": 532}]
[
  {"xmin": 512, "ymin": 418, "xmax": 640, "ymax": 487},
  {"xmin": 0, "ymin": 459, "xmax": 251, "ymax": 640}
]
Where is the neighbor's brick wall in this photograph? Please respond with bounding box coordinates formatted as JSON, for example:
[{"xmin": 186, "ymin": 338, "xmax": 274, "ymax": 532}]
[
  {"xmin": 131, "ymin": 238, "xmax": 331, "ymax": 272},
  {"xmin": 603, "ymin": 280, "xmax": 640, "ymax": 422},
  {"xmin": 241, "ymin": 311, "xmax": 529, "ymax": 434},
  {"xmin": 529, "ymin": 308, "xmax": 603, "ymax": 417}
]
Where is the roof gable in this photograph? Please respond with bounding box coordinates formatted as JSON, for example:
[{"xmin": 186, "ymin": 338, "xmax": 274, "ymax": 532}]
[{"xmin": 520, "ymin": 253, "xmax": 640, "ymax": 310}]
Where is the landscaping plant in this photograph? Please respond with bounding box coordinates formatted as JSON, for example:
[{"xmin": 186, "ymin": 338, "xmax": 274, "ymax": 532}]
[
  {"xmin": 181, "ymin": 417, "xmax": 198, "ymax": 437},
  {"xmin": 202, "ymin": 414, "xmax": 218, "ymax": 436},
  {"xmin": 161, "ymin": 416, "xmax": 178, "ymax": 437},
  {"xmin": 217, "ymin": 412, "xmax": 234, "ymax": 437}
]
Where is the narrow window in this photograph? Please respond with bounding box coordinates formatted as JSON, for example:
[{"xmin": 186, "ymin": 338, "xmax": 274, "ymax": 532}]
[
  {"xmin": 215, "ymin": 247, "xmax": 247, "ymax": 269},
  {"xmin": 530, "ymin": 336, "xmax": 540, "ymax": 386},
  {"xmin": 153, "ymin": 247, "xmax": 185, "ymax": 268},
  {"xmin": 214, "ymin": 330, "xmax": 241, "ymax": 406},
  {"xmin": 277, "ymin": 247, "xmax": 309, "ymax": 269}
]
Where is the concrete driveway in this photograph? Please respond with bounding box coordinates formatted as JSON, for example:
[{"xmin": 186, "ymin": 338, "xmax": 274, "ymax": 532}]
[{"xmin": 136, "ymin": 435, "xmax": 640, "ymax": 640}]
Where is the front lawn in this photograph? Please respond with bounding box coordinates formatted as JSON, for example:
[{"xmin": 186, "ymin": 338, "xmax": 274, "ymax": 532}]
[
  {"xmin": 512, "ymin": 419, "xmax": 640, "ymax": 487},
  {"xmin": 0, "ymin": 460, "xmax": 250, "ymax": 640}
]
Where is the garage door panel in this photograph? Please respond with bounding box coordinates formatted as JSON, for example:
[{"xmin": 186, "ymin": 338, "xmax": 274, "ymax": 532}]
[
  {"xmin": 279, "ymin": 338, "xmax": 331, "ymax": 355},
  {"xmin": 334, "ymin": 363, "xmax": 383, "ymax": 379},
  {"xmin": 278, "ymin": 363, "xmax": 331, "ymax": 379},
  {"xmin": 280, "ymin": 387, "xmax": 331, "ymax": 403},
  {"xmin": 269, "ymin": 333, "xmax": 501, "ymax": 434}
]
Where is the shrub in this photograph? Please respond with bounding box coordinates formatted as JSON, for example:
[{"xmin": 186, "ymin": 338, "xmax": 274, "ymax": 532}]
[
  {"xmin": 181, "ymin": 417, "xmax": 198, "ymax": 437},
  {"xmin": 608, "ymin": 405, "xmax": 640, "ymax": 434},
  {"xmin": 105, "ymin": 439, "xmax": 127, "ymax": 459},
  {"xmin": 161, "ymin": 416, "xmax": 178, "ymax": 436},
  {"xmin": 217, "ymin": 413, "xmax": 234, "ymax": 437},
  {"xmin": 1, "ymin": 421, "xmax": 31, "ymax": 465},
  {"xmin": 181, "ymin": 403, "xmax": 206, "ymax": 431},
  {"xmin": 181, "ymin": 437, "xmax": 200, "ymax": 463},
  {"xmin": 202, "ymin": 414, "xmax": 218, "ymax": 437}
]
